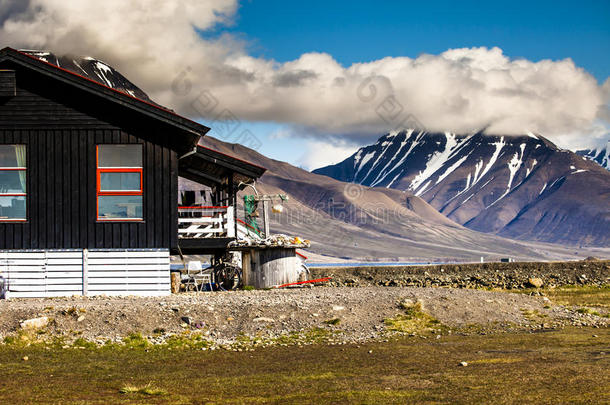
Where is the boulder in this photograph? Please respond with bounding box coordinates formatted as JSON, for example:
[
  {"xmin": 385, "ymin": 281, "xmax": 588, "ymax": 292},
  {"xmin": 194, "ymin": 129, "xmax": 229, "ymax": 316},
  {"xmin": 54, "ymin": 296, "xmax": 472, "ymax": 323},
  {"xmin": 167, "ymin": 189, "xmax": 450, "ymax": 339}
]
[
  {"xmin": 253, "ymin": 317, "xmax": 275, "ymax": 323},
  {"xmin": 20, "ymin": 316, "xmax": 49, "ymax": 330},
  {"xmin": 527, "ymin": 278, "xmax": 544, "ymax": 288}
]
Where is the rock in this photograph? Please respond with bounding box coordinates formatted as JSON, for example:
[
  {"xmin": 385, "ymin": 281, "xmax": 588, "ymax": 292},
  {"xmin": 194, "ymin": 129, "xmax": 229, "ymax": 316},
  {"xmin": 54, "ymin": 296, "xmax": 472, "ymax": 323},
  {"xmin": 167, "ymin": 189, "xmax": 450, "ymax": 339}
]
[
  {"xmin": 253, "ymin": 317, "xmax": 275, "ymax": 323},
  {"xmin": 527, "ymin": 278, "xmax": 544, "ymax": 288},
  {"xmin": 20, "ymin": 316, "xmax": 49, "ymax": 330},
  {"xmin": 459, "ymin": 361, "xmax": 468, "ymax": 367},
  {"xmin": 22, "ymin": 356, "xmax": 28, "ymax": 361},
  {"xmin": 77, "ymin": 315, "xmax": 85, "ymax": 322},
  {"xmin": 332, "ymin": 305, "xmax": 345, "ymax": 311}
]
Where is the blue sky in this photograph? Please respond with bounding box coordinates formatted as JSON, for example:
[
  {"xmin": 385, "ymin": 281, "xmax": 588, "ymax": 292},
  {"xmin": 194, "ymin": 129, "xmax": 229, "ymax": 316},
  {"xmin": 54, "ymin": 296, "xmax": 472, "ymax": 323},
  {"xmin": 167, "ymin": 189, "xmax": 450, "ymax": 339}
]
[
  {"xmin": 2, "ymin": 0, "xmax": 607, "ymax": 169},
  {"xmin": 202, "ymin": 0, "xmax": 610, "ymax": 169},
  {"xmin": 223, "ymin": 0, "xmax": 610, "ymax": 82}
]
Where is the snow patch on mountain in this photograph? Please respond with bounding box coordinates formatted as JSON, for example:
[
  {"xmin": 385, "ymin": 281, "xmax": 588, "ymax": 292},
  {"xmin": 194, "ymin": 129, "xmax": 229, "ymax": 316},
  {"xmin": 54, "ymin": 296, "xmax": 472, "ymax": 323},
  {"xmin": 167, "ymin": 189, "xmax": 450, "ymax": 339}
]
[
  {"xmin": 487, "ymin": 142, "xmax": 525, "ymax": 207},
  {"xmin": 475, "ymin": 136, "xmax": 505, "ymax": 186},
  {"xmin": 354, "ymin": 151, "xmax": 375, "ymax": 178},
  {"xmin": 576, "ymin": 141, "xmax": 610, "ymax": 171},
  {"xmin": 21, "ymin": 50, "xmax": 157, "ymax": 105},
  {"xmin": 410, "ymin": 132, "xmax": 458, "ymax": 194}
]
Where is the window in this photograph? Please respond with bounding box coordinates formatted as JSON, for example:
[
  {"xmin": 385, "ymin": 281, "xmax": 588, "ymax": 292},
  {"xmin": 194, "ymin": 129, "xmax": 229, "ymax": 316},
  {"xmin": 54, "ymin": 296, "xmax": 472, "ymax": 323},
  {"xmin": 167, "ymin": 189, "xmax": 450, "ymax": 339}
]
[
  {"xmin": 0, "ymin": 145, "xmax": 26, "ymax": 221},
  {"xmin": 96, "ymin": 145, "xmax": 143, "ymax": 220}
]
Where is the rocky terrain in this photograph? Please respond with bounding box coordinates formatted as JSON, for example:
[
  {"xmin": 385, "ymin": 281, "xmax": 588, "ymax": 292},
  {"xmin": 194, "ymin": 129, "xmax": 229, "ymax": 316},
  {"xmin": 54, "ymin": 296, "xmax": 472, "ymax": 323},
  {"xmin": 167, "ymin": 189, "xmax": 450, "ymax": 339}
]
[
  {"xmin": 312, "ymin": 260, "xmax": 610, "ymax": 289},
  {"xmin": 0, "ymin": 288, "xmax": 606, "ymax": 346},
  {"xmin": 1, "ymin": 274, "xmax": 607, "ymax": 349},
  {"xmin": 314, "ymin": 130, "xmax": 610, "ymax": 246}
]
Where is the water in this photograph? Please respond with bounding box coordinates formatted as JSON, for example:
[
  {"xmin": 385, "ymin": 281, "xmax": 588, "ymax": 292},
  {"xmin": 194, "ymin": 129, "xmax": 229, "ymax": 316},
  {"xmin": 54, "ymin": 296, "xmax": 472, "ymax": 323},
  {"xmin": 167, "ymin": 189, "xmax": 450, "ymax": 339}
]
[{"xmin": 306, "ymin": 261, "xmax": 447, "ymax": 268}]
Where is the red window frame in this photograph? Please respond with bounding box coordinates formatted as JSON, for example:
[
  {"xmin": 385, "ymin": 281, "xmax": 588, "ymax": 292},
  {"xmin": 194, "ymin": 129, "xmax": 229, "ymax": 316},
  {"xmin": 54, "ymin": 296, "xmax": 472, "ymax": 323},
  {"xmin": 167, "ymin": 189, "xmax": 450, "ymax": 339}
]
[
  {"xmin": 96, "ymin": 145, "xmax": 143, "ymax": 221},
  {"xmin": 0, "ymin": 145, "xmax": 27, "ymax": 222}
]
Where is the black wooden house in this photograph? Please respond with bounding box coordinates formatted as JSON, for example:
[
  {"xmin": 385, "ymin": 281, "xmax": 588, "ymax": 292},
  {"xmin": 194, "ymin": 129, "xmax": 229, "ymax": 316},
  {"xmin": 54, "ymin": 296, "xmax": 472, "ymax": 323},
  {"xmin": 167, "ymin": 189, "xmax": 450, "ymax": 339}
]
[{"xmin": 0, "ymin": 47, "xmax": 265, "ymax": 297}]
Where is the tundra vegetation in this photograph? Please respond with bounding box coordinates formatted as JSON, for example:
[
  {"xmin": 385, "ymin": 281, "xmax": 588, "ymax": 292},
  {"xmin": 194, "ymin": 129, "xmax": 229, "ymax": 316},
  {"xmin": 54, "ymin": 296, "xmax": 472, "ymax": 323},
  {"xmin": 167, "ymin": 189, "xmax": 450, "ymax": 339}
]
[{"xmin": 0, "ymin": 284, "xmax": 607, "ymax": 403}]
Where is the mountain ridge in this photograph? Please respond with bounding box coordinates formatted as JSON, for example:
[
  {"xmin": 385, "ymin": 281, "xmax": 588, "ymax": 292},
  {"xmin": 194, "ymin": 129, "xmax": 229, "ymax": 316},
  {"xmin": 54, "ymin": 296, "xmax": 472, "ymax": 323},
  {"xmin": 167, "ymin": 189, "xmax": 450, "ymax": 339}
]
[
  {"xmin": 576, "ymin": 142, "xmax": 610, "ymax": 171},
  {"xmin": 314, "ymin": 130, "xmax": 610, "ymax": 246}
]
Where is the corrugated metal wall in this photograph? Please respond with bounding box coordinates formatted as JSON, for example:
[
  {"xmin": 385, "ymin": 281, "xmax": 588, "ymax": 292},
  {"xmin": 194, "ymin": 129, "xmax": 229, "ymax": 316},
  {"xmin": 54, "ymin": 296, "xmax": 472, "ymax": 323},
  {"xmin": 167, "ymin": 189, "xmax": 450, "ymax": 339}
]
[{"xmin": 0, "ymin": 249, "xmax": 169, "ymax": 298}]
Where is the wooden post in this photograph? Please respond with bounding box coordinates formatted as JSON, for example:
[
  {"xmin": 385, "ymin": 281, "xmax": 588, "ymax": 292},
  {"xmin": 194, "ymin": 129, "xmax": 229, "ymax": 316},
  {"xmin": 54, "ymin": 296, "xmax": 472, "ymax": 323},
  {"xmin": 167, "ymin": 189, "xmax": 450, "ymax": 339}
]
[
  {"xmin": 170, "ymin": 272, "xmax": 181, "ymax": 294},
  {"xmin": 226, "ymin": 206, "xmax": 235, "ymax": 238},
  {"xmin": 262, "ymin": 200, "xmax": 270, "ymax": 238}
]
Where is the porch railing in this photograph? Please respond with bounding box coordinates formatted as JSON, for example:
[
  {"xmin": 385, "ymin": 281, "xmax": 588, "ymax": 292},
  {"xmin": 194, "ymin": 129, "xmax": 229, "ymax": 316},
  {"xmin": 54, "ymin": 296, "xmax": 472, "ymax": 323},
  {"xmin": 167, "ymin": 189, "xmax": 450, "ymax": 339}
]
[{"xmin": 178, "ymin": 206, "xmax": 235, "ymax": 239}]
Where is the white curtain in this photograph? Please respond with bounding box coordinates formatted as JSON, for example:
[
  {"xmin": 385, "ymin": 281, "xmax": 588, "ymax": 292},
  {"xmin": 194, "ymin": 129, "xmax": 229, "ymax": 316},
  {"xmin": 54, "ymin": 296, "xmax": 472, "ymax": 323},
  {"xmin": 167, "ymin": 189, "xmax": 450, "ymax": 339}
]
[{"xmin": 15, "ymin": 145, "xmax": 26, "ymax": 192}]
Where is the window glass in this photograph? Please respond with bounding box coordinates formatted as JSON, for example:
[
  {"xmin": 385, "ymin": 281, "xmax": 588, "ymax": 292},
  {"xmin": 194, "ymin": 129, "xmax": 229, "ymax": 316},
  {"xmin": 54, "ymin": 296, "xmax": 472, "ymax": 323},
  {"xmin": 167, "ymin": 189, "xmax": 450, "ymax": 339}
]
[
  {"xmin": 0, "ymin": 145, "xmax": 26, "ymax": 220},
  {"xmin": 98, "ymin": 145, "xmax": 142, "ymax": 167},
  {"xmin": 100, "ymin": 172, "xmax": 141, "ymax": 191},
  {"xmin": 97, "ymin": 144, "xmax": 142, "ymax": 220},
  {"xmin": 0, "ymin": 196, "xmax": 26, "ymax": 220},
  {"xmin": 0, "ymin": 145, "xmax": 25, "ymax": 167},
  {"xmin": 0, "ymin": 171, "xmax": 26, "ymax": 193},
  {"xmin": 98, "ymin": 195, "xmax": 143, "ymax": 219}
]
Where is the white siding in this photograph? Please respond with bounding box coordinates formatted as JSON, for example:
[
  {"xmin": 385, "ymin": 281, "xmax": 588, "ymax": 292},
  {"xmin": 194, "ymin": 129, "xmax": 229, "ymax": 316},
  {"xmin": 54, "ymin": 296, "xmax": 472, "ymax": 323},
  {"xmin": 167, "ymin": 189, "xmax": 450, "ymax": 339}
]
[
  {"xmin": 1, "ymin": 249, "xmax": 169, "ymax": 298},
  {"xmin": 87, "ymin": 250, "xmax": 170, "ymax": 296}
]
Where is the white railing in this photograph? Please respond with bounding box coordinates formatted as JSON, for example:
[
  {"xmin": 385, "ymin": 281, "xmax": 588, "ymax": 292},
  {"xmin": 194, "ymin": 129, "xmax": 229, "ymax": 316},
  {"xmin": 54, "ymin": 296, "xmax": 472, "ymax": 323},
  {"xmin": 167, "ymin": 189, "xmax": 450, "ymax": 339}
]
[{"xmin": 178, "ymin": 206, "xmax": 235, "ymax": 239}]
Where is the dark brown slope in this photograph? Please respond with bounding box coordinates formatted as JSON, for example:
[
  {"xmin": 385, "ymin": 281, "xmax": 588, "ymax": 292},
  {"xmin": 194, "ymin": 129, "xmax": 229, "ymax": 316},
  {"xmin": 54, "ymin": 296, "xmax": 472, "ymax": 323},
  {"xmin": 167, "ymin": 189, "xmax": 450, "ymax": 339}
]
[{"xmin": 200, "ymin": 136, "xmax": 593, "ymax": 262}]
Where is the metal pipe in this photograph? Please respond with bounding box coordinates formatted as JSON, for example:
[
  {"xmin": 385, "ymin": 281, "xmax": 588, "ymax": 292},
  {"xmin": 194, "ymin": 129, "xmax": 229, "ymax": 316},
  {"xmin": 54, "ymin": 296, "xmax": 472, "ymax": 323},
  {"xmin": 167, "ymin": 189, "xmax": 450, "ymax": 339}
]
[{"xmin": 237, "ymin": 181, "xmax": 258, "ymax": 196}]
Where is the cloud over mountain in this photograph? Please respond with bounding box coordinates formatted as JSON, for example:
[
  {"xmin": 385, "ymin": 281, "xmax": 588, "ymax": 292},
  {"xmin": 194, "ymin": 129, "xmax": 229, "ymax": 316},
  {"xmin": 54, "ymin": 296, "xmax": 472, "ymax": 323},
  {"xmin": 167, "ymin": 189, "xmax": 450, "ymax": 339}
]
[{"xmin": 1, "ymin": 0, "xmax": 608, "ymax": 149}]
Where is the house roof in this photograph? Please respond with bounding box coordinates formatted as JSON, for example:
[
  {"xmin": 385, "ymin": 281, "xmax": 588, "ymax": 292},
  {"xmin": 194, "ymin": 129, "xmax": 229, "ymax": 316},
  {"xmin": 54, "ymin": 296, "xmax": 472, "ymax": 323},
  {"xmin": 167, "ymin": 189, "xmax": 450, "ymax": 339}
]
[
  {"xmin": 0, "ymin": 46, "xmax": 267, "ymax": 182},
  {"xmin": 179, "ymin": 145, "xmax": 266, "ymax": 188},
  {"xmin": 0, "ymin": 47, "xmax": 209, "ymax": 151}
]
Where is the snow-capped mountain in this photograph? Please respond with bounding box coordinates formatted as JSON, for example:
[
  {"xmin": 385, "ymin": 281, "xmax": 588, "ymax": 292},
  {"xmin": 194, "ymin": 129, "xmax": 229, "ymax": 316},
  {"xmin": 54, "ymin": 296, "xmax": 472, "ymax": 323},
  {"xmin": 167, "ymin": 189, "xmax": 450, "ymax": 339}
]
[
  {"xmin": 21, "ymin": 50, "xmax": 155, "ymax": 104},
  {"xmin": 576, "ymin": 141, "xmax": 610, "ymax": 171},
  {"xmin": 314, "ymin": 130, "xmax": 610, "ymax": 246}
]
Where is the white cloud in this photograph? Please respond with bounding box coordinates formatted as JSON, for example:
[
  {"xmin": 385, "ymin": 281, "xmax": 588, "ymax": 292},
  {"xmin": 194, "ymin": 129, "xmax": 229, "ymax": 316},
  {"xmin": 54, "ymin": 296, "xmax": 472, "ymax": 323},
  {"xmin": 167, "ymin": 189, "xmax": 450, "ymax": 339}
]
[
  {"xmin": 268, "ymin": 128, "xmax": 292, "ymax": 140},
  {"xmin": 297, "ymin": 140, "xmax": 359, "ymax": 171},
  {"xmin": 1, "ymin": 0, "xmax": 608, "ymax": 150}
]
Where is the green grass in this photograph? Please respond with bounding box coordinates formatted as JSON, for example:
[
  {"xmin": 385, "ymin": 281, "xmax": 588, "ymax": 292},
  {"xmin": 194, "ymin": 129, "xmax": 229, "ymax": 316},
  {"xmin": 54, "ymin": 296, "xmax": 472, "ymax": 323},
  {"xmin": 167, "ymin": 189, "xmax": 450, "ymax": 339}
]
[
  {"xmin": 0, "ymin": 328, "xmax": 607, "ymax": 404},
  {"xmin": 323, "ymin": 318, "xmax": 341, "ymax": 325},
  {"xmin": 508, "ymin": 285, "xmax": 610, "ymax": 317},
  {"xmin": 544, "ymin": 285, "xmax": 610, "ymax": 308},
  {"xmin": 119, "ymin": 383, "xmax": 167, "ymax": 396},
  {"xmin": 384, "ymin": 300, "xmax": 443, "ymax": 335}
]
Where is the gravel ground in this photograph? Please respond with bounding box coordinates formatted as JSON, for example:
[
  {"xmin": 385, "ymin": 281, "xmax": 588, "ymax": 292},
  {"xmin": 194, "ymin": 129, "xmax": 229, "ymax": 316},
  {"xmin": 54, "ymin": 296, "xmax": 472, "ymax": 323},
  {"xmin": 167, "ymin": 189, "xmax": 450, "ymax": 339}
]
[{"xmin": 0, "ymin": 287, "xmax": 607, "ymax": 346}]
